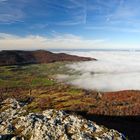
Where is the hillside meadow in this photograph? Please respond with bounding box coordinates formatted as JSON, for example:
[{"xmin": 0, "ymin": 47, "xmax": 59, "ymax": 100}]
[{"xmin": 0, "ymin": 62, "xmax": 139, "ymax": 116}]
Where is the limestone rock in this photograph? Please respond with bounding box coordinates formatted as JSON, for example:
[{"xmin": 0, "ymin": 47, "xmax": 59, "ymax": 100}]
[{"xmin": 0, "ymin": 98, "xmax": 125, "ymax": 140}]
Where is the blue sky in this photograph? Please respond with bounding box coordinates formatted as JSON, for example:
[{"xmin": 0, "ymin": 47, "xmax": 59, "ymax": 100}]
[{"xmin": 0, "ymin": 0, "xmax": 140, "ymax": 50}]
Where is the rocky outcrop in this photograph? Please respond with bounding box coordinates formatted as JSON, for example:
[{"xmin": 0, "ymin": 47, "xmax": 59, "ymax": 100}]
[
  {"xmin": 0, "ymin": 98, "xmax": 125, "ymax": 140},
  {"xmin": 0, "ymin": 50, "xmax": 96, "ymax": 66}
]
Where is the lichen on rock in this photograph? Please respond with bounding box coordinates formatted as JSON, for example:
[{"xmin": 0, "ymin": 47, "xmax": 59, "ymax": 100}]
[{"xmin": 0, "ymin": 98, "xmax": 125, "ymax": 140}]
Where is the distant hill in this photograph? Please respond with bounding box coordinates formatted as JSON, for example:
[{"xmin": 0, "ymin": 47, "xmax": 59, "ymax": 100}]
[{"xmin": 0, "ymin": 50, "xmax": 96, "ymax": 66}]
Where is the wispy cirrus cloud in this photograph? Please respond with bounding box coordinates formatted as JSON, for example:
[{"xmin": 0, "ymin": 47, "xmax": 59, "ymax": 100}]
[
  {"xmin": 0, "ymin": 0, "xmax": 28, "ymax": 23},
  {"xmin": 0, "ymin": 0, "xmax": 8, "ymax": 2},
  {"xmin": 85, "ymin": 26, "xmax": 140, "ymax": 33},
  {"xmin": 0, "ymin": 0, "xmax": 88, "ymax": 25},
  {"xmin": 29, "ymin": 23, "xmax": 48, "ymax": 29},
  {"xmin": 0, "ymin": 0, "xmax": 9, "ymax": 3},
  {"xmin": 44, "ymin": 0, "xmax": 88, "ymax": 25},
  {"xmin": 88, "ymin": 0, "xmax": 140, "ymax": 25},
  {"xmin": 84, "ymin": 0, "xmax": 140, "ymax": 35},
  {"xmin": 1, "ymin": 0, "xmax": 140, "ymax": 26},
  {"xmin": 107, "ymin": 1, "xmax": 140, "ymax": 23}
]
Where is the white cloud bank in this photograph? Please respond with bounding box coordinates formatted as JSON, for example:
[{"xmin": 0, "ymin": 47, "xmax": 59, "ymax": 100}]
[
  {"xmin": 56, "ymin": 51, "xmax": 140, "ymax": 92},
  {"xmin": 0, "ymin": 33, "xmax": 107, "ymax": 50},
  {"xmin": 0, "ymin": 32, "xmax": 140, "ymax": 50}
]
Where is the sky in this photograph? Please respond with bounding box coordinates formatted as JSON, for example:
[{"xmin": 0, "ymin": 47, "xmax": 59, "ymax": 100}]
[{"xmin": 0, "ymin": 0, "xmax": 140, "ymax": 50}]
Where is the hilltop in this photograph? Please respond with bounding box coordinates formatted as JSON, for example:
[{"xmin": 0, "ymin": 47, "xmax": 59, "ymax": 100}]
[{"xmin": 0, "ymin": 50, "xmax": 96, "ymax": 66}]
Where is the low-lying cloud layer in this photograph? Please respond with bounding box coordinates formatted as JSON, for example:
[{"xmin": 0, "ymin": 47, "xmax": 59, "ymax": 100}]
[{"xmin": 56, "ymin": 51, "xmax": 140, "ymax": 92}]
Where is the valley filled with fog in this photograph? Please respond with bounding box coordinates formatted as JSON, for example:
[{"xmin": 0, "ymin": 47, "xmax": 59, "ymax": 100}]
[{"xmin": 55, "ymin": 50, "xmax": 140, "ymax": 92}]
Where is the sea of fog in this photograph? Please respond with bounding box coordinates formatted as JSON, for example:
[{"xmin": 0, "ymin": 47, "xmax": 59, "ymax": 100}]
[{"xmin": 54, "ymin": 50, "xmax": 140, "ymax": 92}]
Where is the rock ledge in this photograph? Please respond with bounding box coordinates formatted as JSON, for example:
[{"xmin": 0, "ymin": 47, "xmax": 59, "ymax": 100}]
[{"xmin": 0, "ymin": 98, "xmax": 125, "ymax": 140}]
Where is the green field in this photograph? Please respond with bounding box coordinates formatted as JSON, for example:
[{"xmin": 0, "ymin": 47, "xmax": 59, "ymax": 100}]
[
  {"xmin": 0, "ymin": 62, "xmax": 98, "ymax": 114},
  {"xmin": 0, "ymin": 62, "xmax": 72, "ymax": 88}
]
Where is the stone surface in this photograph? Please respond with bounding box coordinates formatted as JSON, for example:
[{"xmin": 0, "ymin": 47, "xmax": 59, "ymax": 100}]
[{"xmin": 0, "ymin": 98, "xmax": 125, "ymax": 140}]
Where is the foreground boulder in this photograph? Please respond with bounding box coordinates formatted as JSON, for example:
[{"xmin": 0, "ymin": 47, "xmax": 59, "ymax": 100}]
[{"xmin": 0, "ymin": 98, "xmax": 125, "ymax": 140}]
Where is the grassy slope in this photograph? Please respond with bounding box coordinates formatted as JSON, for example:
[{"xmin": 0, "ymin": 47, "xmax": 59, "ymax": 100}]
[{"xmin": 0, "ymin": 62, "xmax": 140, "ymax": 116}]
